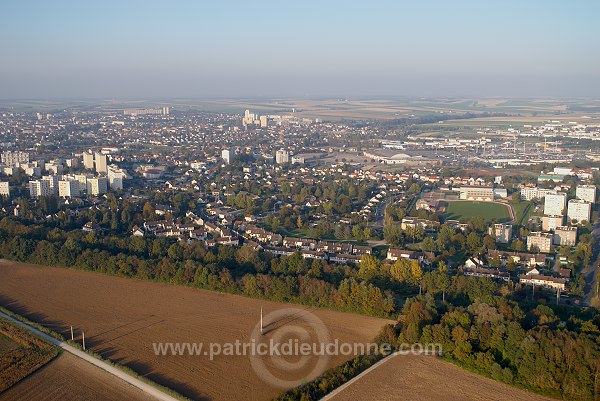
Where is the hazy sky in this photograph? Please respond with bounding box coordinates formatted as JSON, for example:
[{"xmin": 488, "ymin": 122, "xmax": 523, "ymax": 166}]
[{"xmin": 1, "ymin": 0, "xmax": 599, "ymax": 98}]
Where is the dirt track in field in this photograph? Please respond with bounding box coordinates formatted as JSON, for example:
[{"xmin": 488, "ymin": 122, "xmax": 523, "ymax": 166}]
[
  {"xmin": 326, "ymin": 354, "xmax": 555, "ymax": 401},
  {"xmin": 0, "ymin": 352, "xmax": 149, "ymax": 401},
  {"xmin": 0, "ymin": 260, "xmax": 391, "ymax": 401}
]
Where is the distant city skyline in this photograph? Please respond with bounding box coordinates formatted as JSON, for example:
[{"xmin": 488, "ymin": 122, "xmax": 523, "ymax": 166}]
[{"xmin": 1, "ymin": 0, "xmax": 599, "ymax": 99}]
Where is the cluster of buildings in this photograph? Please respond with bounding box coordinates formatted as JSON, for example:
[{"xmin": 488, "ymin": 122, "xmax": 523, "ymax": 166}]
[
  {"xmin": 520, "ymin": 183, "xmax": 596, "ymax": 253},
  {"xmin": 242, "ymin": 110, "xmax": 269, "ymax": 128},
  {"xmin": 25, "ymin": 150, "xmax": 128, "ymax": 198},
  {"xmin": 123, "ymin": 107, "xmax": 170, "ymax": 116}
]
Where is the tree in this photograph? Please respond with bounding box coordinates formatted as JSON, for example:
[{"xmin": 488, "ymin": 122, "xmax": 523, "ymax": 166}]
[
  {"xmin": 143, "ymin": 202, "xmax": 156, "ymax": 220},
  {"xmin": 511, "ymin": 239, "xmax": 526, "ymax": 252},
  {"xmin": 466, "ymin": 232, "xmax": 482, "ymax": 253},
  {"xmin": 421, "ymin": 236, "xmax": 436, "ymax": 252},
  {"xmin": 483, "ymin": 235, "xmax": 496, "ymax": 250},
  {"xmin": 358, "ymin": 254, "xmax": 380, "ymax": 280}
]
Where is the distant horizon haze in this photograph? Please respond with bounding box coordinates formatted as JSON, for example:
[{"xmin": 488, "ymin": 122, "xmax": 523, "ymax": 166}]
[{"xmin": 1, "ymin": 0, "xmax": 599, "ymax": 98}]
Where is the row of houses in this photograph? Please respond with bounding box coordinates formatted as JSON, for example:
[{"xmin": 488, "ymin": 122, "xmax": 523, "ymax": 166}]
[
  {"xmin": 280, "ymin": 236, "xmax": 373, "ymax": 256},
  {"xmin": 463, "ymin": 257, "xmax": 568, "ymax": 291},
  {"xmin": 386, "ymin": 249, "xmax": 436, "ymax": 266},
  {"xmin": 262, "ymin": 246, "xmax": 364, "ymax": 264},
  {"xmin": 135, "ymin": 216, "xmax": 240, "ymax": 247}
]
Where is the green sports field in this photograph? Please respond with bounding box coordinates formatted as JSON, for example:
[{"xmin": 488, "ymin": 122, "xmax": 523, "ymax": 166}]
[{"xmin": 444, "ymin": 201, "xmax": 512, "ymax": 223}]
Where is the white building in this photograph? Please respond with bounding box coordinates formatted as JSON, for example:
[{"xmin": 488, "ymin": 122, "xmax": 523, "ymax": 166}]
[
  {"xmin": 108, "ymin": 165, "xmax": 126, "ymax": 190},
  {"xmin": 520, "ymin": 187, "xmax": 556, "ymax": 201},
  {"xmin": 576, "ymin": 185, "xmax": 596, "ymax": 204},
  {"xmin": 94, "ymin": 152, "xmax": 107, "ymax": 173},
  {"xmin": 87, "ymin": 177, "xmax": 108, "ymax": 196},
  {"xmin": 567, "ymin": 199, "xmax": 591, "ymax": 224},
  {"xmin": 221, "ymin": 149, "xmax": 233, "ymax": 164},
  {"xmin": 276, "ymin": 149, "xmax": 289, "ymax": 164},
  {"xmin": 458, "ymin": 186, "xmax": 494, "ymax": 201},
  {"xmin": 544, "ymin": 192, "xmax": 567, "ymax": 216},
  {"xmin": 82, "ymin": 151, "xmax": 95, "ymax": 170},
  {"xmin": 58, "ymin": 180, "xmax": 81, "ymax": 198},
  {"xmin": 28, "ymin": 180, "xmax": 52, "ymax": 197},
  {"xmin": 527, "ymin": 232, "xmax": 554, "ymax": 253},
  {"xmin": 41, "ymin": 175, "xmax": 59, "ymax": 195},
  {"xmin": 0, "ymin": 182, "xmax": 10, "ymax": 197}
]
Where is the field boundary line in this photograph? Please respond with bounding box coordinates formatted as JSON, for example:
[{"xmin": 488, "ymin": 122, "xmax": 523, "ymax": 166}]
[{"xmin": 0, "ymin": 310, "xmax": 181, "ymax": 401}]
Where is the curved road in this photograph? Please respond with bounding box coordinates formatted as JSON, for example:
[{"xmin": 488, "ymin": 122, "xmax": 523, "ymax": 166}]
[{"xmin": 0, "ymin": 311, "xmax": 181, "ymax": 401}]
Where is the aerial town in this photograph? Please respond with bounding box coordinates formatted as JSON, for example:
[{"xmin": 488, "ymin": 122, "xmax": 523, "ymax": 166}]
[
  {"xmin": 1, "ymin": 101, "xmax": 600, "ymax": 401},
  {"xmin": 1, "ymin": 105, "xmax": 598, "ymax": 304}
]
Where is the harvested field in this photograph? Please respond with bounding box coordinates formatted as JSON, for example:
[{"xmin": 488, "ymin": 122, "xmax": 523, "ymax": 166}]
[
  {"xmin": 326, "ymin": 354, "xmax": 555, "ymax": 401},
  {"xmin": 0, "ymin": 317, "xmax": 58, "ymax": 393},
  {"xmin": 0, "ymin": 260, "xmax": 391, "ymax": 401},
  {"xmin": 0, "ymin": 352, "xmax": 149, "ymax": 401},
  {"xmin": 0, "ymin": 333, "xmax": 18, "ymax": 354}
]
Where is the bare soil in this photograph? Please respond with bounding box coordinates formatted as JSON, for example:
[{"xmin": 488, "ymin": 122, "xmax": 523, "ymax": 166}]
[
  {"xmin": 0, "ymin": 260, "xmax": 391, "ymax": 401},
  {"xmin": 0, "ymin": 317, "xmax": 57, "ymax": 393},
  {"xmin": 327, "ymin": 354, "xmax": 555, "ymax": 401},
  {"xmin": 0, "ymin": 352, "xmax": 149, "ymax": 401}
]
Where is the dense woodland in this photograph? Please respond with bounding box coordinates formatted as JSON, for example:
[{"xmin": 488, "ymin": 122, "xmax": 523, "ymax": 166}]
[{"xmin": 279, "ymin": 280, "xmax": 600, "ymax": 401}]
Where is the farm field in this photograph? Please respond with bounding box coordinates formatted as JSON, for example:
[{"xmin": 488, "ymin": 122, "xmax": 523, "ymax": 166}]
[
  {"xmin": 0, "ymin": 260, "xmax": 391, "ymax": 401},
  {"xmin": 0, "ymin": 352, "xmax": 149, "ymax": 401},
  {"xmin": 444, "ymin": 201, "xmax": 512, "ymax": 223},
  {"xmin": 327, "ymin": 354, "xmax": 554, "ymax": 401},
  {"xmin": 0, "ymin": 317, "xmax": 58, "ymax": 394}
]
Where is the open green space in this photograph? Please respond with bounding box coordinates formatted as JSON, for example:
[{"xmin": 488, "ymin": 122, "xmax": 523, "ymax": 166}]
[
  {"xmin": 444, "ymin": 201, "xmax": 512, "ymax": 223},
  {"xmin": 510, "ymin": 200, "xmax": 536, "ymax": 226}
]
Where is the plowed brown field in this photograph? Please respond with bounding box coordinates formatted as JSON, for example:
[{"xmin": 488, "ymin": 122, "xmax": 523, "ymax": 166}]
[
  {"xmin": 325, "ymin": 354, "xmax": 555, "ymax": 401},
  {"xmin": 0, "ymin": 260, "xmax": 391, "ymax": 401},
  {"xmin": 0, "ymin": 352, "xmax": 149, "ymax": 401}
]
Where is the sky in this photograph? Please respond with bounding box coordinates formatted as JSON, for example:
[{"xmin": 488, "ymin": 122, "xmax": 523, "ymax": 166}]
[{"xmin": 1, "ymin": 0, "xmax": 599, "ymax": 99}]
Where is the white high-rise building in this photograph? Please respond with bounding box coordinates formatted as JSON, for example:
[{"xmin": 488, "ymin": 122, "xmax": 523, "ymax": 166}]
[
  {"xmin": 567, "ymin": 199, "xmax": 592, "ymax": 224},
  {"xmin": 576, "ymin": 185, "xmax": 596, "ymax": 204},
  {"xmin": 108, "ymin": 165, "xmax": 126, "ymax": 190},
  {"xmin": 41, "ymin": 175, "xmax": 59, "ymax": 195},
  {"xmin": 83, "ymin": 151, "xmax": 95, "ymax": 170},
  {"xmin": 94, "ymin": 152, "xmax": 107, "ymax": 173},
  {"xmin": 276, "ymin": 149, "xmax": 289, "ymax": 164},
  {"xmin": 28, "ymin": 180, "xmax": 51, "ymax": 197},
  {"xmin": 221, "ymin": 149, "xmax": 233, "ymax": 164},
  {"xmin": 544, "ymin": 192, "xmax": 567, "ymax": 216},
  {"xmin": 58, "ymin": 180, "xmax": 81, "ymax": 198},
  {"xmin": 87, "ymin": 177, "xmax": 108, "ymax": 195}
]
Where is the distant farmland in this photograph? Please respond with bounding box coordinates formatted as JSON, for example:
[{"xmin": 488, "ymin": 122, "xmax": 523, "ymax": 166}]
[
  {"xmin": 0, "ymin": 260, "xmax": 390, "ymax": 401},
  {"xmin": 444, "ymin": 201, "xmax": 512, "ymax": 223}
]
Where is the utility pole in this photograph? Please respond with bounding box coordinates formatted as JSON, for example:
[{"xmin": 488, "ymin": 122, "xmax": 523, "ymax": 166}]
[
  {"xmin": 82, "ymin": 331, "xmax": 86, "ymax": 351},
  {"xmin": 70, "ymin": 326, "xmax": 74, "ymax": 341},
  {"xmin": 260, "ymin": 307, "xmax": 263, "ymax": 335}
]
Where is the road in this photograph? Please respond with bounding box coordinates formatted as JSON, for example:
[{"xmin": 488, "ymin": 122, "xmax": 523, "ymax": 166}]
[
  {"xmin": 372, "ymin": 192, "xmax": 405, "ymax": 229},
  {"xmin": 0, "ymin": 310, "xmax": 181, "ymax": 401}
]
